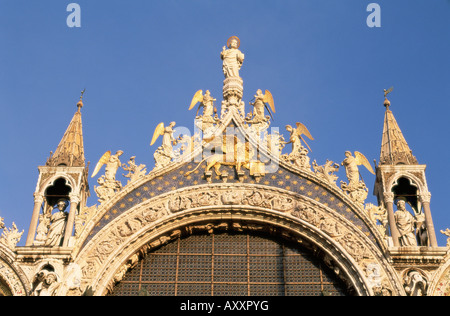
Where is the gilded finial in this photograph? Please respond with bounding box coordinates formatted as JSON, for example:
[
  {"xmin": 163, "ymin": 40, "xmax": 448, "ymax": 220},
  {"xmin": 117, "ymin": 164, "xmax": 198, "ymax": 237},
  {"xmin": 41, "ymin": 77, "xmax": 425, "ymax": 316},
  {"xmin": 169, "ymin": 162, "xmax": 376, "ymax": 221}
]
[
  {"xmin": 383, "ymin": 87, "xmax": 393, "ymax": 109},
  {"xmin": 77, "ymin": 89, "xmax": 86, "ymax": 111}
]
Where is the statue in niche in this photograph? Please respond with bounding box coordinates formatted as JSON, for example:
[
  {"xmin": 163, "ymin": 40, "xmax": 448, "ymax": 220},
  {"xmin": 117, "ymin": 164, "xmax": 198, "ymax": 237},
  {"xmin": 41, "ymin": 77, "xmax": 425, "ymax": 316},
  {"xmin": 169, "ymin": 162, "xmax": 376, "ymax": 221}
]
[
  {"xmin": 221, "ymin": 36, "xmax": 245, "ymax": 79},
  {"xmin": 415, "ymin": 214, "xmax": 428, "ymax": 246},
  {"xmin": 394, "ymin": 199, "xmax": 418, "ymax": 247},
  {"xmin": 45, "ymin": 199, "xmax": 69, "ymax": 247},
  {"xmin": 32, "ymin": 270, "xmax": 60, "ymax": 296},
  {"xmin": 404, "ymin": 270, "xmax": 427, "ymax": 296},
  {"xmin": 35, "ymin": 211, "xmax": 51, "ymax": 245}
]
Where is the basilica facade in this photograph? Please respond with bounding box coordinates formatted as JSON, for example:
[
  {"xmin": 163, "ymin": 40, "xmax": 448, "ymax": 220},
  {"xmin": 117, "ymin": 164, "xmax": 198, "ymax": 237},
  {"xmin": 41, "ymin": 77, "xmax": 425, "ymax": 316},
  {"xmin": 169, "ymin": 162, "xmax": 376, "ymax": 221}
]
[{"xmin": 1, "ymin": 37, "xmax": 449, "ymax": 296}]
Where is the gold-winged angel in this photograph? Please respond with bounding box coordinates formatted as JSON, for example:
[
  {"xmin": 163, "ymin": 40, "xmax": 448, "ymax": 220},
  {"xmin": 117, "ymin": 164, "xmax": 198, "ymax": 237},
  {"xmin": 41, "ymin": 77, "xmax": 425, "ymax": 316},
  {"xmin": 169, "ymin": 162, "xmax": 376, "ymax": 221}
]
[
  {"xmin": 188, "ymin": 90, "xmax": 217, "ymax": 118},
  {"xmin": 150, "ymin": 122, "xmax": 176, "ymax": 149},
  {"xmin": 249, "ymin": 89, "xmax": 276, "ymax": 122},
  {"xmin": 285, "ymin": 122, "xmax": 314, "ymax": 153},
  {"xmin": 91, "ymin": 150, "xmax": 124, "ymax": 181},
  {"xmin": 341, "ymin": 151, "xmax": 375, "ymax": 187}
]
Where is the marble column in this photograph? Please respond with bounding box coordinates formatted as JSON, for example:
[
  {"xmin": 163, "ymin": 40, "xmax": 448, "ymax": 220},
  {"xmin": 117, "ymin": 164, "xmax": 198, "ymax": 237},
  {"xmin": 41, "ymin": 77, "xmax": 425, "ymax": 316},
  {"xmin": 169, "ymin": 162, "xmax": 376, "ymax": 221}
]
[
  {"xmin": 384, "ymin": 192, "xmax": 400, "ymax": 247},
  {"xmin": 420, "ymin": 192, "xmax": 438, "ymax": 247},
  {"xmin": 26, "ymin": 193, "xmax": 44, "ymax": 246},
  {"xmin": 63, "ymin": 194, "xmax": 80, "ymax": 247}
]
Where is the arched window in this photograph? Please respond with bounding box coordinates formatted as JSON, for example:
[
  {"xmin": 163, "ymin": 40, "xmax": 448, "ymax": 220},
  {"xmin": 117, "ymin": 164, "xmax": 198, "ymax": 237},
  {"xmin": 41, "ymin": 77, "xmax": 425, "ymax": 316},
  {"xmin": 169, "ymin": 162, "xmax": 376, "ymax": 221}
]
[{"xmin": 108, "ymin": 231, "xmax": 354, "ymax": 296}]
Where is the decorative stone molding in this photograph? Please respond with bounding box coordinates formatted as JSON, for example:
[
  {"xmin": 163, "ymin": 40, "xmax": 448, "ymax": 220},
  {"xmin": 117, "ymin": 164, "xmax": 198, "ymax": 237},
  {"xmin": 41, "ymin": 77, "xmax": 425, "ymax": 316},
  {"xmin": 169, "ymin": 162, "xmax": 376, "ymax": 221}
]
[
  {"xmin": 0, "ymin": 253, "xmax": 27, "ymax": 296},
  {"xmin": 68, "ymin": 184, "xmax": 403, "ymax": 296}
]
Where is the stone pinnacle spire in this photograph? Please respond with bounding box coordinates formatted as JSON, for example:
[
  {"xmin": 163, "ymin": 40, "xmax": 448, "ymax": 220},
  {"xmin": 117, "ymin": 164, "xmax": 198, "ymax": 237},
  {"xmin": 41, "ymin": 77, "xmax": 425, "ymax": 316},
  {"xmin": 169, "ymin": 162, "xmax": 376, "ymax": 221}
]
[
  {"xmin": 46, "ymin": 91, "xmax": 86, "ymax": 167},
  {"xmin": 379, "ymin": 92, "xmax": 417, "ymax": 165}
]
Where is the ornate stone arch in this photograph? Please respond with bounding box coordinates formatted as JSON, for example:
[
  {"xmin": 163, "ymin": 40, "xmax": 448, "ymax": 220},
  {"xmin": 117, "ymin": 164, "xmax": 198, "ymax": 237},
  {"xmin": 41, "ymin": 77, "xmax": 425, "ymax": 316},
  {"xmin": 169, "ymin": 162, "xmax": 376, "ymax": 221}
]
[
  {"xmin": 0, "ymin": 245, "xmax": 29, "ymax": 296},
  {"xmin": 66, "ymin": 183, "xmax": 404, "ymax": 296},
  {"xmin": 38, "ymin": 173, "xmax": 78, "ymax": 196},
  {"xmin": 428, "ymin": 257, "xmax": 450, "ymax": 296},
  {"xmin": 386, "ymin": 171, "xmax": 427, "ymax": 196}
]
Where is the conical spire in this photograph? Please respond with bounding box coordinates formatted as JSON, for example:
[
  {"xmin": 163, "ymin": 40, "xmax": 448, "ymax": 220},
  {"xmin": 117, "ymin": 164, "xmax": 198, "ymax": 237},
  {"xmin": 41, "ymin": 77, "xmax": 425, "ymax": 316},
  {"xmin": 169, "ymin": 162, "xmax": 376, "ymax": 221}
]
[
  {"xmin": 379, "ymin": 91, "xmax": 417, "ymax": 165},
  {"xmin": 46, "ymin": 90, "xmax": 86, "ymax": 167}
]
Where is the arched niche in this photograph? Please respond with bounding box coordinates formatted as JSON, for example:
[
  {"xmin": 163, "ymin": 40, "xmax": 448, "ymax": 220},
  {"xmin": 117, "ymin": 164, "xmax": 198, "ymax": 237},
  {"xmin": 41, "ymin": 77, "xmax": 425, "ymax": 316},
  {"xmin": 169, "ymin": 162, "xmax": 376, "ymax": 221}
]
[
  {"xmin": 391, "ymin": 177, "xmax": 421, "ymax": 215},
  {"xmin": 44, "ymin": 178, "xmax": 72, "ymax": 208}
]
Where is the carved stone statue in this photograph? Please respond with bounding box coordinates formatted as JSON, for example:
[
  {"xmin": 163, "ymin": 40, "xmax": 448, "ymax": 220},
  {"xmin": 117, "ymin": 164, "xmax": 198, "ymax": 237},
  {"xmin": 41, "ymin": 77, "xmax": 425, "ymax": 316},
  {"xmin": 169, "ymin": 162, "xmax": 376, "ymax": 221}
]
[
  {"xmin": 35, "ymin": 211, "xmax": 51, "ymax": 245},
  {"xmin": 91, "ymin": 150, "xmax": 124, "ymax": 204},
  {"xmin": 45, "ymin": 199, "xmax": 69, "ymax": 247},
  {"xmin": 189, "ymin": 90, "xmax": 219, "ymax": 131},
  {"xmin": 221, "ymin": 36, "xmax": 244, "ymax": 79},
  {"xmin": 104, "ymin": 150, "xmax": 124, "ymax": 181},
  {"xmin": 404, "ymin": 270, "xmax": 427, "ymax": 296},
  {"xmin": 92, "ymin": 150, "xmax": 124, "ymax": 182},
  {"xmin": 246, "ymin": 89, "xmax": 276, "ymax": 134},
  {"xmin": 94, "ymin": 175, "xmax": 123, "ymax": 204},
  {"xmin": 394, "ymin": 200, "xmax": 417, "ymax": 247},
  {"xmin": 151, "ymin": 122, "xmax": 177, "ymax": 169},
  {"xmin": 281, "ymin": 123, "xmax": 314, "ymax": 170},
  {"xmin": 122, "ymin": 156, "xmax": 147, "ymax": 184},
  {"xmin": 341, "ymin": 151, "xmax": 360, "ymax": 188},
  {"xmin": 221, "ymin": 36, "xmax": 246, "ymax": 117},
  {"xmin": 32, "ymin": 270, "xmax": 60, "ymax": 296},
  {"xmin": 340, "ymin": 151, "xmax": 375, "ymax": 206}
]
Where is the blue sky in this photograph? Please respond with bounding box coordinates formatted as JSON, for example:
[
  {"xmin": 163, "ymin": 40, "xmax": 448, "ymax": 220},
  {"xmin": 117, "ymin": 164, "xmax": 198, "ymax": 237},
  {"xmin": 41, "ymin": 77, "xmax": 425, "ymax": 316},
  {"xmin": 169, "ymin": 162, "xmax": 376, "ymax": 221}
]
[{"xmin": 0, "ymin": 0, "xmax": 449, "ymax": 246}]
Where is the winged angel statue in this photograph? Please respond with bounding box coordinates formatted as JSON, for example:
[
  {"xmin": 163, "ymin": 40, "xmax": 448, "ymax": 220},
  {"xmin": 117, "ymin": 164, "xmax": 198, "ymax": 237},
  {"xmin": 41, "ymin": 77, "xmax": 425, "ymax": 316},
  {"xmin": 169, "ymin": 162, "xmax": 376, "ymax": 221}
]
[
  {"xmin": 189, "ymin": 90, "xmax": 218, "ymax": 131},
  {"xmin": 282, "ymin": 122, "xmax": 314, "ymax": 169},
  {"xmin": 150, "ymin": 122, "xmax": 177, "ymax": 169},
  {"xmin": 91, "ymin": 150, "xmax": 123, "ymax": 203},
  {"xmin": 340, "ymin": 151, "xmax": 375, "ymax": 205},
  {"xmin": 247, "ymin": 89, "xmax": 276, "ymax": 124}
]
